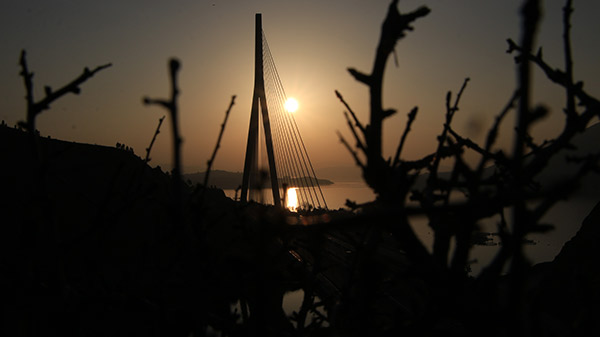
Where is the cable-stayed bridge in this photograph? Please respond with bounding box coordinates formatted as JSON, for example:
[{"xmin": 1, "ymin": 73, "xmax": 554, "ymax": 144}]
[{"xmin": 241, "ymin": 14, "xmax": 327, "ymax": 210}]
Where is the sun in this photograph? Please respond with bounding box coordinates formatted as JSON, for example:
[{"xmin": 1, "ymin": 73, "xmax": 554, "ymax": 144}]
[{"xmin": 284, "ymin": 97, "xmax": 299, "ymax": 113}]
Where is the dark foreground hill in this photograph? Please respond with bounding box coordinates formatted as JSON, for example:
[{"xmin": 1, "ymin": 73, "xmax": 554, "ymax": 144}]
[
  {"xmin": 1, "ymin": 124, "xmax": 600, "ymax": 336},
  {"xmin": 0, "ymin": 125, "xmax": 345, "ymax": 336},
  {"xmin": 0, "ymin": 126, "xmax": 248, "ymax": 336}
]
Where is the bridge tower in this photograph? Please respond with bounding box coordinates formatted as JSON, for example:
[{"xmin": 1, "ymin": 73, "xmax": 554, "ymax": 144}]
[{"xmin": 241, "ymin": 13, "xmax": 281, "ymax": 206}]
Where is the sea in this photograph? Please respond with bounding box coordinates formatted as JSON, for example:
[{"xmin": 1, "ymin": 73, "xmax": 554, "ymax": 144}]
[{"xmin": 223, "ymin": 181, "xmax": 376, "ymax": 210}]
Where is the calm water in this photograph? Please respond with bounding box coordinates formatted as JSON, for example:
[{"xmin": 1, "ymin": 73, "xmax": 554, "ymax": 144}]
[
  {"xmin": 224, "ymin": 182, "xmax": 598, "ymax": 275},
  {"xmin": 223, "ymin": 181, "xmax": 376, "ymax": 210}
]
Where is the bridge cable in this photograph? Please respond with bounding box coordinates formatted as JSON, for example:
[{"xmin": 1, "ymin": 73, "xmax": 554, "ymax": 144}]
[
  {"xmin": 263, "ymin": 33, "xmax": 322, "ymax": 208},
  {"xmin": 263, "ymin": 32, "xmax": 318, "ymax": 208},
  {"xmin": 262, "ymin": 32, "xmax": 310, "ymax": 206}
]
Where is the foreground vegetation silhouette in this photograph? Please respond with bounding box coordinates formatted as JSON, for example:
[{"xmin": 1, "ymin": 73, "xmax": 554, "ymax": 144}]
[{"xmin": 1, "ymin": 0, "xmax": 599, "ymax": 336}]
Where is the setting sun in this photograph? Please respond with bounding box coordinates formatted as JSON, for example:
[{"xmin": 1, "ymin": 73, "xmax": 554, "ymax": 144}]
[{"xmin": 284, "ymin": 97, "xmax": 299, "ymax": 113}]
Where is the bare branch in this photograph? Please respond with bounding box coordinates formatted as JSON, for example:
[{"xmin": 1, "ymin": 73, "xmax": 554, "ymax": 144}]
[
  {"xmin": 143, "ymin": 98, "xmax": 170, "ymax": 110},
  {"xmin": 507, "ymin": 38, "xmax": 600, "ymax": 112},
  {"xmin": 143, "ymin": 58, "xmax": 184, "ymax": 230},
  {"xmin": 484, "ymin": 91, "xmax": 519, "ymax": 153},
  {"xmin": 507, "ymin": 2, "xmax": 542, "ymax": 327},
  {"xmin": 347, "ymin": 68, "xmax": 371, "ymax": 85},
  {"xmin": 366, "ymin": 2, "xmax": 430, "ymax": 165},
  {"xmin": 429, "ymin": 78, "xmax": 469, "ymax": 181},
  {"xmin": 144, "ymin": 115, "xmax": 165, "ymax": 163},
  {"xmin": 471, "ymin": 90, "xmax": 521, "ymax": 177},
  {"xmin": 337, "ymin": 131, "xmax": 366, "ymax": 169},
  {"xmin": 392, "ymin": 106, "xmax": 418, "ymax": 167},
  {"xmin": 34, "ymin": 63, "xmax": 112, "ymax": 113},
  {"xmin": 143, "ymin": 59, "xmax": 183, "ymax": 183},
  {"xmin": 346, "ymin": 1, "xmax": 429, "ymax": 194},
  {"xmin": 404, "ymin": 143, "xmax": 463, "ymax": 172},
  {"xmin": 343, "ymin": 110, "xmax": 367, "ymax": 153},
  {"xmin": 452, "ymin": 77, "xmax": 470, "ymax": 114},
  {"xmin": 19, "ymin": 49, "xmax": 112, "ymax": 134},
  {"xmin": 335, "ymin": 90, "xmax": 365, "ymax": 134},
  {"xmin": 382, "ymin": 108, "xmax": 398, "ymax": 119},
  {"xmin": 19, "ymin": 50, "xmax": 35, "ymax": 127},
  {"xmin": 563, "ymin": 0, "xmax": 577, "ymax": 124},
  {"xmin": 204, "ymin": 95, "xmax": 236, "ymax": 187},
  {"xmin": 449, "ymin": 128, "xmax": 493, "ymax": 160}
]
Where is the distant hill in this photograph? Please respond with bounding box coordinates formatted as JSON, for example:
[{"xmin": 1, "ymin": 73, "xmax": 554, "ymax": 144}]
[
  {"xmin": 184, "ymin": 169, "xmax": 334, "ymax": 189},
  {"xmin": 184, "ymin": 170, "xmax": 243, "ymax": 189},
  {"xmin": 315, "ymin": 165, "xmax": 362, "ymax": 182}
]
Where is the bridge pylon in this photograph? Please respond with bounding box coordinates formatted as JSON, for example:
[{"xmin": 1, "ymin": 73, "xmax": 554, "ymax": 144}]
[{"xmin": 240, "ymin": 13, "xmax": 281, "ymax": 206}]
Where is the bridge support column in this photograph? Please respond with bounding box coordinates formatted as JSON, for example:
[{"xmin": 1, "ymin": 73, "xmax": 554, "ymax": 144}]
[{"xmin": 241, "ymin": 13, "xmax": 281, "ymax": 206}]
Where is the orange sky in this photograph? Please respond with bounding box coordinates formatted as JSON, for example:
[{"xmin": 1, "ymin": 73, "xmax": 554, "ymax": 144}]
[{"xmin": 1, "ymin": 0, "xmax": 599, "ymax": 177}]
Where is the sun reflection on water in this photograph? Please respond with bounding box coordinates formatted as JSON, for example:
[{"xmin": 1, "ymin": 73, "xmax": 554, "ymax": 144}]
[{"xmin": 286, "ymin": 187, "xmax": 298, "ymax": 212}]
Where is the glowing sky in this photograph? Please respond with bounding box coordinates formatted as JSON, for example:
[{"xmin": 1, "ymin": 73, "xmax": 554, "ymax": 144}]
[{"xmin": 1, "ymin": 0, "xmax": 599, "ymax": 175}]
